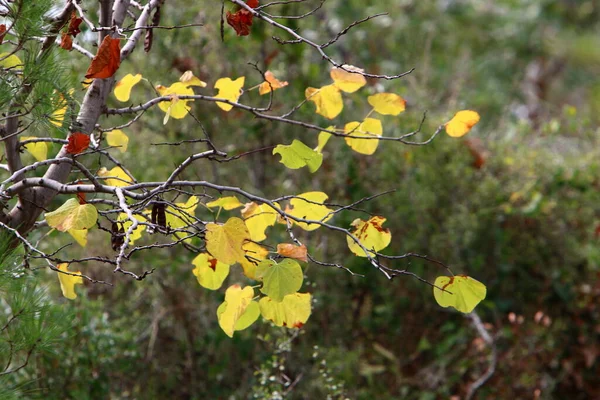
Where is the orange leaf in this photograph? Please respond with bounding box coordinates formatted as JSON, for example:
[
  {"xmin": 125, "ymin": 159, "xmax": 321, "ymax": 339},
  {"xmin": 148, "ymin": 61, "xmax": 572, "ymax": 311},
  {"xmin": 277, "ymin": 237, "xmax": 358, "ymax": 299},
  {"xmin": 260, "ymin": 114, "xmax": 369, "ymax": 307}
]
[
  {"xmin": 60, "ymin": 33, "xmax": 73, "ymax": 51},
  {"xmin": 259, "ymin": 71, "xmax": 289, "ymax": 95},
  {"xmin": 66, "ymin": 133, "xmax": 90, "ymax": 155},
  {"xmin": 67, "ymin": 12, "xmax": 83, "ymax": 37},
  {"xmin": 226, "ymin": 0, "xmax": 259, "ymax": 36},
  {"xmin": 0, "ymin": 24, "xmax": 6, "ymax": 45},
  {"xmin": 85, "ymin": 36, "xmax": 121, "ymax": 79},
  {"xmin": 276, "ymin": 243, "xmax": 308, "ymax": 263}
]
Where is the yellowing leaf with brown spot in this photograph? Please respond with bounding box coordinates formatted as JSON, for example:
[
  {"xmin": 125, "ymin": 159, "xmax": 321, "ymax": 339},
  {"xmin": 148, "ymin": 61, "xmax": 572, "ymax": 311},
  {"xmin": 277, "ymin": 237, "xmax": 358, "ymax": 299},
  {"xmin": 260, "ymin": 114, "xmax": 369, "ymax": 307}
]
[
  {"xmin": 346, "ymin": 216, "xmax": 391, "ymax": 257},
  {"xmin": 259, "ymin": 292, "xmax": 311, "ymax": 328},
  {"xmin": 276, "ymin": 243, "xmax": 308, "ymax": 263},
  {"xmin": 368, "ymin": 93, "xmax": 406, "ymax": 116},
  {"xmin": 68, "ymin": 229, "xmax": 88, "ymax": 247},
  {"xmin": 205, "ymin": 217, "xmax": 250, "ymax": 265},
  {"xmin": 57, "ymin": 263, "xmax": 83, "ymax": 300},
  {"xmin": 285, "ymin": 191, "xmax": 333, "ymax": 231},
  {"xmin": 259, "ymin": 71, "xmax": 289, "ymax": 95},
  {"xmin": 114, "ymin": 73, "xmax": 142, "ymax": 102},
  {"xmin": 239, "ymin": 241, "xmax": 269, "ymax": 280},
  {"xmin": 105, "ymin": 129, "xmax": 129, "ymax": 152},
  {"xmin": 217, "ymin": 284, "xmax": 258, "ymax": 337},
  {"xmin": 446, "ymin": 110, "xmax": 480, "ymax": 138},
  {"xmin": 21, "ymin": 137, "xmax": 48, "ymax": 161},
  {"xmin": 433, "ymin": 275, "xmax": 486, "ymax": 313},
  {"xmin": 305, "ymin": 85, "xmax": 343, "ymax": 120},
  {"xmin": 192, "ymin": 253, "xmax": 230, "ymax": 290},
  {"xmin": 206, "ymin": 196, "xmax": 243, "ymax": 211},
  {"xmin": 344, "ymin": 118, "xmax": 382, "ymax": 155},
  {"xmin": 330, "ymin": 65, "xmax": 366, "ymax": 93},
  {"xmin": 241, "ymin": 202, "xmax": 280, "ymax": 242},
  {"xmin": 214, "ymin": 76, "xmax": 245, "ymax": 111},
  {"xmin": 98, "ymin": 166, "xmax": 133, "ymax": 187},
  {"xmin": 45, "ymin": 198, "xmax": 98, "ymax": 232}
]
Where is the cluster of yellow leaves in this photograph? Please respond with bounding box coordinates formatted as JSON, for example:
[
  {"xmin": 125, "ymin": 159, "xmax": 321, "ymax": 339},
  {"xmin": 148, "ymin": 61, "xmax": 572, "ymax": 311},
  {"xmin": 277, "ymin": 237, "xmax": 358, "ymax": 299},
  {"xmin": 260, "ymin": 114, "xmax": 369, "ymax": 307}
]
[{"xmin": 214, "ymin": 258, "xmax": 311, "ymax": 337}]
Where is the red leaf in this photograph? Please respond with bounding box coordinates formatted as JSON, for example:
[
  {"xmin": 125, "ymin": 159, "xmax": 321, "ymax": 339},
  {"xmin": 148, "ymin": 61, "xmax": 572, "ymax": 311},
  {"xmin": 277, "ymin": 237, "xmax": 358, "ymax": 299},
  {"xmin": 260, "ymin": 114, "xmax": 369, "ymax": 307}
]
[
  {"xmin": 226, "ymin": 0, "xmax": 259, "ymax": 36},
  {"xmin": 85, "ymin": 36, "xmax": 121, "ymax": 79},
  {"xmin": 66, "ymin": 133, "xmax": 90, "ymax": 155},
  {"xmin": 67, "ymin": 12, "xmax": 83, "ymax": 37},
  {"xmin": 0, "ymin": 24, "xmax": 6, "ymax": 45},
  {"xmin": 60, "ymin": 32, "xmax": 73, "ymax": 51}
]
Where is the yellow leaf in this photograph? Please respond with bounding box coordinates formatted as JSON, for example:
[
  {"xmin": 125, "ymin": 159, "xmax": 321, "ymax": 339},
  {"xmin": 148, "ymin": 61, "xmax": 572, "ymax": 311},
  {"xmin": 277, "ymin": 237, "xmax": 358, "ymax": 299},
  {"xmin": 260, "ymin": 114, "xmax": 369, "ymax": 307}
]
[
  {"xmin": 165, "ymin": 196, "xmax": 199, "ymax": 243},
  {"xmin": 259, "ymin": 71, "xmax": 289, "ymax": 95},
  {"xmin": 344, "ymin": 118, "xmax": 382, "ymax": 155},
  {"xmin": 346, "ymin": 216, "xmax": 391, "ymax": 257},
  {"xmin": 205, "ymin": 217, "xmax": 250, "ymax": 265},
  {"xmin": 214, "ymin": 77, "xmax": 245, "ymax": 111},
  {"xmin": 114, "ymin": 73, "xmax": 142, "ymax": 102},
  {"xmin": 68, "ymin": 229, "xmax": 88, "ymax": 247},
  {"xmin": 305, "ymin": 85, "xmax": 343, "ymax": 120},
  {"xmin": 259, "ymin": 293, "xmax": 311, "ymax": 328},
  {"xmin": 179, "ymin": 70, "xmax": 207, "ymax": 88},
  {"xmin": 368, "ymin": 93, "xmax": 406, "ymax": 116},
  {"xmin": 156, "ymin": 82, "xmax": 194, "ymax": 122},
  {"xmin": 315, "ymin": 126, "xmax": 333, "ymax": 153},
  {"xmin": 20, "ymin": 137, "xmax": 48, "ymax": 161},
  {"xmin": 0, "ymin": 53, "xmax": 23, "ymax": 71},
  {"xmin": 57, "ymin": 263, "xmax": 83, "ymax": 300},
  {"xmin": 433, "ymin": 275, "xmax": 487, "ymax": 313},
  {"xmin": 446, "ymin": 110, "xmax": 480, "ymax": 138},
  {"xmin": 192, "ymin": 253, "xmax": 230, "ymax": 290},
  {"xmin": 285, "ymin": 191, "xmax": 333, "ymax": 231},
  {"xmin": 239, "ymin": 241, "xmax": 269, "ymax": 280},
  {"xmin": 97, "ymin": 166, "xmax": 133, "ymax": 187},
  {"xmin": 49, "ymin": 89, "xmax": 73, "ymax": 127},
  {"xmin": 241, "ymin": 202, "xmax": 280, "ymax": 242},
  {"xmin": 330, "ymin": 65, "xmax": 366, "ymax": 93},
  {"xmin": 216, "ymin": 284, "xmax": 258, "ymax": 337},
  {"xmin": 117, "ymin": 212, "xmax": 146, "ymax": 245},
  {"xmin": 105, "ymin": 129, "xmax": 129, "ymax": 152},
  {"xmin": 45, "ymin": 198, "xmax": 98, "ymax": 232},
  {"xmin": 206, "ymin": 196, "xmax": 243, "ymax": 211}
]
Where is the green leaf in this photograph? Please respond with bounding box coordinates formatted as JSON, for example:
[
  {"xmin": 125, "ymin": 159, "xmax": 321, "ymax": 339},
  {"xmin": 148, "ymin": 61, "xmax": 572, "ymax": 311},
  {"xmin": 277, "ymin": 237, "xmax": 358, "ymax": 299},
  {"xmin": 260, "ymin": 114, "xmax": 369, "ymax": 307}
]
[
  {"xmin": 273, "ymin": 139, "xmax": 323, "ymax": 173},
  {"xmin": 256, "ymin": 259, "xmax": 303, "ymax": 302}
]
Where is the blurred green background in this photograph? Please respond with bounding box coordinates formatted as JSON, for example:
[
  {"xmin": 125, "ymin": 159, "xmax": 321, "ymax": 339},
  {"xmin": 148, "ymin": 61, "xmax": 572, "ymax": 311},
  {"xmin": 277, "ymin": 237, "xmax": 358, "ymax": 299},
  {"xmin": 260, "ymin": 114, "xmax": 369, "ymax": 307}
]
[{"xmin": 2, "ymin": 0, "xmax": 600, "ymax": 398}]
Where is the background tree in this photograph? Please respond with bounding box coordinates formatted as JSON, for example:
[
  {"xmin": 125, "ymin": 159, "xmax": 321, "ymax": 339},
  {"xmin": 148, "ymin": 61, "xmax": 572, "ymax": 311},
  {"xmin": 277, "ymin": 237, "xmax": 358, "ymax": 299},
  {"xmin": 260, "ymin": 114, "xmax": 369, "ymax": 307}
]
[{"xmin": 1, "ymin": 0, "xmax": 599, "ymax": 398}]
